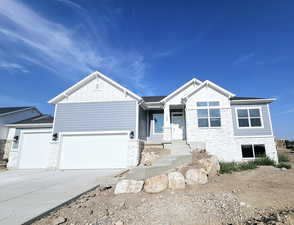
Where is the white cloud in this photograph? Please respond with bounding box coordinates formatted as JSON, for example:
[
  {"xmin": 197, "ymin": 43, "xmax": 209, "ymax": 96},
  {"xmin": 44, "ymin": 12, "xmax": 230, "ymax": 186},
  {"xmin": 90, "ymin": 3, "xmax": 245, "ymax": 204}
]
[
  {"xmin": 0, "ymin": 61, "xmax": 29, "ymax": 73},
  {"xmin": 153, "ymin": 49, "xmax": 178, "ymax": 59},
  {"xmin": 281, "ymin": 108, "xmax": 294, "ymax": 114},
  {"xmin": 233, "ymin": 53, "xmax": 255, "ymax": 65},
  {"xmin": 0, "ymin": 0, "xmax": 149, "ymax": 92}
]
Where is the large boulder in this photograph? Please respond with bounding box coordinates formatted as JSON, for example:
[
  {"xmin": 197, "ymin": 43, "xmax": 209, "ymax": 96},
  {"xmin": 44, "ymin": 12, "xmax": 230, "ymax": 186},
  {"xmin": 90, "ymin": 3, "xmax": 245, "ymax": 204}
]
[
  {"xmin": 168, "ymin": 171, "xmax": 185, "ymax": 190},
  {"xmin": 197, "ymin": 155, "xmax": 220, "ymax": 177},
  {"xmin": 141, "ymin": 152, "xmax": 160, "ymax": 166},
  {"xmin": 144, "ymin": 174, "xmax": 168, "ymax": 193},
  {"xmin": 114, "ymin": 180, "xmax": 144, "ymax": 194},
  {"xmin": 185, "ymin": 168, "xmax": 208, "ymax": 185}
]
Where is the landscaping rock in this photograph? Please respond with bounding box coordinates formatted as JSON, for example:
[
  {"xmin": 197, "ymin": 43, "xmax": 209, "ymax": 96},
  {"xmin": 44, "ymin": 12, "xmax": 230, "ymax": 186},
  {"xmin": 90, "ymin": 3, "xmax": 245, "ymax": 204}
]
[
  {"xmin": 114, "ymin": 220, "xmax": 124, "ymax": 225},
  {"xmin": 168, "ymin": 171, "xmax": 185, "ymax": 190},
  {"xmin": 197, "ymin": 155, "xmax": 220, "ymax": 177},
  {"xmin": 52, "ymin": 216, "xmax": 67, "ymax": 225},
  {"xmin": 185, "ymin": 168, "xmax": 208, "ymax": 185},
  {"xmin": 144, "ymin": 174, "xmax": 168, "ymax": 193},
  {"xmin": 141, "ymin": 152, "xmax": 160, "ymax": 166},
  {"xmin": 114, "ymin": 179, "xmax": 144, "ymax": 194},
  {"xmin": 191, "ymin": 149, "xmax": 208, "ymax": 164}
]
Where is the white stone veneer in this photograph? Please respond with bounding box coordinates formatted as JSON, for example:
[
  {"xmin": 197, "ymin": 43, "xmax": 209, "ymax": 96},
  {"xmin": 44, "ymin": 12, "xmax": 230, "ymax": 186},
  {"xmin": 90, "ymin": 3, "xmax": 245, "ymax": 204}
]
[{"xmin": 127, "ymin": 139, "xmax": 144, "ymax": 167}]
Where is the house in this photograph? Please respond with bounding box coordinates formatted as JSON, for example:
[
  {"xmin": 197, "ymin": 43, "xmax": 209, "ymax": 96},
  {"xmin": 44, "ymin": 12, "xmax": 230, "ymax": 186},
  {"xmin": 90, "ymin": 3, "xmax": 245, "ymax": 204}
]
[
  {"xmin": 7, "ymin": 71, "xmax": 278, "ymax": 169},
  {"xmin": 0, "ymin": 107, "xmax": 42, "ymax": 162}
]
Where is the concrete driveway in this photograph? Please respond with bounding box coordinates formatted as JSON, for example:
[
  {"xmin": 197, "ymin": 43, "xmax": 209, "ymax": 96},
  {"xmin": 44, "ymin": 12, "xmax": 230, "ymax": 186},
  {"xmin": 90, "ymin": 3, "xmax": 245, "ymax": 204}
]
[{"xmin": 0, "ymin": 169, "xmax": 122, "ymax": 225}]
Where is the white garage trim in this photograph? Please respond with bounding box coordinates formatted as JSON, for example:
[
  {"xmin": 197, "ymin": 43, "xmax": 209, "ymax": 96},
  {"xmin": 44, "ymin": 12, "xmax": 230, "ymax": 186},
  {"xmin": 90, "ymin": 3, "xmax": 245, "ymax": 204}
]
[
  {"xmin": 57, "ymin": 130, "xmax": 131, "ymax": 169},
  {"xmin": 17, "ymin": 129, "xmax": 52, "ymax": 169},
  {"xmin": 60, "ymin": 130, "xmax": 130, "ymax": 136}
]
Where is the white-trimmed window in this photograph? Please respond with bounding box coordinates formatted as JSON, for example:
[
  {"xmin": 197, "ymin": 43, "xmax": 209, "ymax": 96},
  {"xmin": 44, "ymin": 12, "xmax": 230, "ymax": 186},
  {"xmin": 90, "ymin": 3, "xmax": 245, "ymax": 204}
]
[
  {"xmin": 237, "ymin": 108, "xmax": 262, "ymax": 128},
  {"xmin": 197, "ymin": 101, "xmax": 221, "ymax": 127},
  {"xmin": 153, "ymin": 113, "xmax": 164, "ymax": 134},
  {"xmin": 241, "ymin": 144, "xmax": 266, "ymax": 158}
]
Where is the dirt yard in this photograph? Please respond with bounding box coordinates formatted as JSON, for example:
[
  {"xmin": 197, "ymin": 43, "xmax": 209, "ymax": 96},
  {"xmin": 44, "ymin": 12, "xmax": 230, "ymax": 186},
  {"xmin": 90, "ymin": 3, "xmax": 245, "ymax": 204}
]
[{"xmin": 33, "ymin": 148, "xmax": 294, "ymax": 225}]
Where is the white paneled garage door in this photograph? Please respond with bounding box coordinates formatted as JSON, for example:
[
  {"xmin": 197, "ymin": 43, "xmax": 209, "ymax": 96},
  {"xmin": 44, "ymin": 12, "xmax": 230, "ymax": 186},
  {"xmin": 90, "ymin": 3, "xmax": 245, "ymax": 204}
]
[
  {"xmin": 18, "ymin": 131, "xmax": 52, "ymax": 169},
  {"xmin": 59, "ymin": 132, "xmax": 129, "ymax": 169}
]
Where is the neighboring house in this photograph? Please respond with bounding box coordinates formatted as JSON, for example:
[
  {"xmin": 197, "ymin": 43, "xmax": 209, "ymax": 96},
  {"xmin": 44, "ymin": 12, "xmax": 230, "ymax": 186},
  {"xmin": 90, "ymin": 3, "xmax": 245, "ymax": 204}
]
[
  {"xmin": 7, "ymin": 71, "xmax": 278, "ymax": 170},
  {"xmin": 6, "ymin": 115, "xmax": 53, "ymax": 169},
  {"xmin": 0, "ymin": 107, "xmax": 41, "ymax": 161}
]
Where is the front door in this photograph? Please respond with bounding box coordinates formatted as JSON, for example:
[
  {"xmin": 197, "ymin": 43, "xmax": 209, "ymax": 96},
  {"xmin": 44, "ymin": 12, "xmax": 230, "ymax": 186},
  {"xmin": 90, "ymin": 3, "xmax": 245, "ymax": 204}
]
[{"xmin": 171, "ymin": 112, "xmax": 185, "ymax": 140}]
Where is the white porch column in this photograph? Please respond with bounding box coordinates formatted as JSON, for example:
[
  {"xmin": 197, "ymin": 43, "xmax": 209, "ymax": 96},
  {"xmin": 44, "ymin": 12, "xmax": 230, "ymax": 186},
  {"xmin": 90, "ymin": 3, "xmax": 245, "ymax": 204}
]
[{"xmin": 163, "ymin": 104, "xmax": 171, "ymax": 142}]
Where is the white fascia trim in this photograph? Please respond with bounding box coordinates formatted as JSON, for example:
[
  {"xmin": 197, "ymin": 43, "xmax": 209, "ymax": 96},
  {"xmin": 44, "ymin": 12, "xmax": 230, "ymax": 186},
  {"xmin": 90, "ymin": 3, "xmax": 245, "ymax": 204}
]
[
  {"xmin": 21, "ymin": 129, "xmax": 52, "ymax": 134},
  {"xmin": 184, "ymin": 80, "xmax": 235, "ymax": 101},
  {"xmin": 206, "ymin": 80, "xmax": 235, "ymax": 97},
  {"xmin": 160, "ymin": 78, "xmax": 202, "ymax": 103},
  {"xmin": 230, "ymin": 98, "xmax": 276, "ymax": 104},
  {"xmin": 48, "ymin": 71, "xmax": 142, "ymax": 104},
  {"xmin": 60, "ymin": 130, "xmax": 130, "ymax": 136},
  {"xmin": 136, "ymin": 102, "xmax": 139, "ymax": 139},
  {"xmin": 0, "ymin": 107, "xmax": 37, "ymax": 117},
  {"xmin": 267, "ymin": 104, "xmax": 274, "ymax": 136},
  {"xmin": 144, "ymin": 101, "xmax": 164, "ymax": 109},
  {"xmin": 6, "ymin": 123, "xmax": 53, "ymax": 128}
]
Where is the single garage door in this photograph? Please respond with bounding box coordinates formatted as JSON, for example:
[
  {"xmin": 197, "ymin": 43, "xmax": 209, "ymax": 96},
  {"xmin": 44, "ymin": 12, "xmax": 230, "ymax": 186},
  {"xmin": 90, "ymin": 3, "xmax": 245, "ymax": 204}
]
[
  {"xmin": 59, "ymin": 133, "xmax": 128, "ymax": 169},
  {"xmin": 18, "ymin": 131, "xmax": 51, "ymax": 169}
]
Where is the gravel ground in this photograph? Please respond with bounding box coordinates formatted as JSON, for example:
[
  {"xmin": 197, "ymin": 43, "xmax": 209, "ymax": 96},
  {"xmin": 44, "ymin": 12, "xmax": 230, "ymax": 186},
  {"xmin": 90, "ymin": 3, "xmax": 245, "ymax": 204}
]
[
  {"xmin": 32, "ymin": 148, "xmax": 294, "ymax": 225},
  {"xmin": 33, "ymin": 187, "xmax": 254, "ymax": 225}
]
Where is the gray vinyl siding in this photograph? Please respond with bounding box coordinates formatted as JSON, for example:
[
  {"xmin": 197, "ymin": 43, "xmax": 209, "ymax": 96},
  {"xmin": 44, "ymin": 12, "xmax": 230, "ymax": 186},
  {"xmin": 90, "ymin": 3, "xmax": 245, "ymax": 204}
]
[
  {"xmin": 138, "ymin": 106, "xmax": 147, "ymax": 140},
  {"xmin": 231, "ymin": 104, "xmax": 273, "ymax": 136},
  {"xmin": 54, "ymin": 101, "xmax": 137, "ymax": 135}
]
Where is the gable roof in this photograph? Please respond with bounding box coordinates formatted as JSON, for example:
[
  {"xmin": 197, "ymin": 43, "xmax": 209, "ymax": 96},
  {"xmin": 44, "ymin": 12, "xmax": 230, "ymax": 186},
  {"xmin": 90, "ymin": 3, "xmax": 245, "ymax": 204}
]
[
  {"xmin": 48, "ymin": 71, "xmax": 142, "ymax": 104},
  {"xmin": 184, "ymin": 80, "xmax": 235, "ymax": 100},
  {"xmin": 142, "ymin": 96, "xmax": 166, "ymax": 102},
  {"xmin": 160, "ymin": 78, "xmax": 202, "ymax": 103},
  {"xmin": 0, "ymin": 107, "xmax": 34, "ymax": 116}
]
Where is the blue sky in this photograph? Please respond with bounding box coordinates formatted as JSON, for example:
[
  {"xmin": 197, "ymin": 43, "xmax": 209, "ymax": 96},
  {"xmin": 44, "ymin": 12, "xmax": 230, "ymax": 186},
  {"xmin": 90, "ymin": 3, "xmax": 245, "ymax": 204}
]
[{"xmin": 0, "ymin": 0, "xmax": 293, "ymax": 139}]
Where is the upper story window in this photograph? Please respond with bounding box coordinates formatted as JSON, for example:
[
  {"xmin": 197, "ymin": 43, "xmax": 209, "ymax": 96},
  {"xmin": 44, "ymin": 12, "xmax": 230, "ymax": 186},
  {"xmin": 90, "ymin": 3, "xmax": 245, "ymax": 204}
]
[
  {"xmin": 237, "ymin": 108, "xmax": 262, "ymax": 128},
  {"xmin": 196, "ymin": 101, "xmax": 221, "ymax": 128}
]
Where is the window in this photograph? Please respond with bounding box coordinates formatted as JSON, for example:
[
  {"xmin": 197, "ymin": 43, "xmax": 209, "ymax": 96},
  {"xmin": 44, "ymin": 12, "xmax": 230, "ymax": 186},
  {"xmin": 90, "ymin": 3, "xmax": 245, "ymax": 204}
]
[
  {"xmin": 241, "ymin": 144, "xmax": 266, "ymax": 158},
  {"xmin": 153, "ymin": 114, "xmax": 163, "ymax": 133},
  {"xmin": 197, "ymin": 101, "xmax": 221, "ymax": 127},
  {"xmin": 237, "ymin": 108, "xmax": 262, "ymax": 128}
]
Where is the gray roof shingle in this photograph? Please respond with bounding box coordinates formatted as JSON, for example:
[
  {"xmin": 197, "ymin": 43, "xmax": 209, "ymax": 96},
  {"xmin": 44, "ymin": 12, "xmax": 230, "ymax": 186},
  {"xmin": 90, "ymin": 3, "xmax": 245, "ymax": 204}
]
[
  {"xmin": 0, "ymin": 107, "xmax": 31, "ymax": 115},
  {"xmin": 230, "ymin": 97, "xmax": 267, "ymax": 100},
  {"xmin": 13, "ymin": 115, "xmax": 54, "ymax": 124},
  {"xmin": 142, "ymin": 96, "xmax": 166, "ymax": 102}
]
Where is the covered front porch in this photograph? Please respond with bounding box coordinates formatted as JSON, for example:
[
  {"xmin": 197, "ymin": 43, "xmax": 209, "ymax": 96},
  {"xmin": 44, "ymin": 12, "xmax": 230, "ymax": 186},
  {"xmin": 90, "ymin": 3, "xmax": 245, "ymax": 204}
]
[{"xmin": 146, "ymin": 104, "xmax": 186, "ymax": 143}]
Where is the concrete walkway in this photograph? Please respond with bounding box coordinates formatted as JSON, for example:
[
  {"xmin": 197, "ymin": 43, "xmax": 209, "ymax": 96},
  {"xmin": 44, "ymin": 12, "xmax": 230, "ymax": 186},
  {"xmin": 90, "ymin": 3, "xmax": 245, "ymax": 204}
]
[{"xmin": 0, "ymin": 169, "xmax": 122, "ymax": 225}]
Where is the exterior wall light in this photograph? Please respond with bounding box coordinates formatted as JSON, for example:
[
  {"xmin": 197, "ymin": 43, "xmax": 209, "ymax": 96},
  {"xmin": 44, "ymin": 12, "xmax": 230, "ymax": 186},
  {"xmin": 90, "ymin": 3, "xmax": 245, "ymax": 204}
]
[
  {"xmin": 13, "ymin": 135, "xmax": 19, "ymax": 143},
  {"xmin": 52, "ymin": 133, "xmax": 58, "ymax": 141},
  {"xmin": 129, "ymin": 131, "xmax": 134, "ymax": 139}
]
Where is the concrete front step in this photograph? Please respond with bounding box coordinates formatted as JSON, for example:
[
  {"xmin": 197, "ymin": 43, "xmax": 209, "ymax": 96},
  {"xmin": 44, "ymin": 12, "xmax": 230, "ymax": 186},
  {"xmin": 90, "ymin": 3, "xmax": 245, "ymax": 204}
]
[
  {"xmin": 144, "ymin": 143, "xmax": 164, "ymax": 149},
  {"xmin": 0, "ymin": 160, "xmax": 7, "ymax": 168},
  {"xmin": 124, "ymin": 154, "xmax": 192, "ymax": 180},
  {"xmin": 164, "ymin": 142, "xmax": 191, "ymax": 155}
]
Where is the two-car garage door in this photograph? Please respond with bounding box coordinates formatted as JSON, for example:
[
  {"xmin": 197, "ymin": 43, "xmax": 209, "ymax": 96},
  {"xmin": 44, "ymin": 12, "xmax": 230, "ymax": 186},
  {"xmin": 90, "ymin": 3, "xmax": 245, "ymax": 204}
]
[
  {"xmin": 18, "ymin": 131, "xmax": 129, "ymax": 169},
  {"xmin": 58, "ymin": 133, "xmax": 129, "ymax": 169}
]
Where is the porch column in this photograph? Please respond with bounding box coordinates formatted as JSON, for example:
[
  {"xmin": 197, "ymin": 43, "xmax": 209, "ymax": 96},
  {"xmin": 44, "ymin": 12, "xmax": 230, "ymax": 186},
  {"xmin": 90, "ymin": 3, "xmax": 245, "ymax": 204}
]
[{"xmin": 163, "ymin": 104, "xmax": 171, "ymax": 142}]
